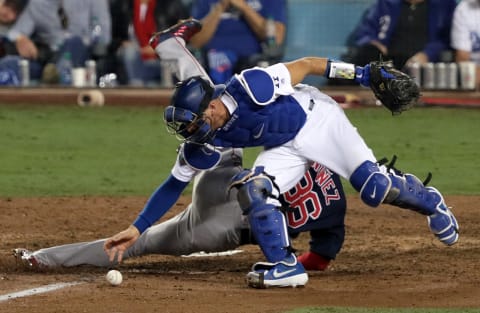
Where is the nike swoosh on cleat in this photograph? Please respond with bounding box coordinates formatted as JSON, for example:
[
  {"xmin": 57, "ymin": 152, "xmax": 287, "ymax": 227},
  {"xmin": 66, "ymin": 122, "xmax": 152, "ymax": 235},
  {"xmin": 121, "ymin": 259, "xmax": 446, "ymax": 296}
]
[
  {"xmin": 272, "ymin": 268, "xmax": 297, "ymax": 279},
  {"xmin": 370, "ymin": 186, "xmax": 376, "ymax": 199},
  {"xmin": 253, "ymin": 124, "xmax": 265, "ymax": 139}
]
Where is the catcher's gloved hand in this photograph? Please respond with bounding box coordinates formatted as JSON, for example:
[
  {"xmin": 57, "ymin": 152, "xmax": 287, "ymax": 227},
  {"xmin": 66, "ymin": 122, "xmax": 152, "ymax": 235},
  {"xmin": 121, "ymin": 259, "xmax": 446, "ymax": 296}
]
[
  {"xmin": 354, "ymin": 64, "xmax": 372, "ymax": 87},
  {"xmin": 354, "ymin": 64, "xmax": 395, "ymax": 87},
  {"xmin": 357, "ymin": 60, "xmax": 420, "ymax": 115}
]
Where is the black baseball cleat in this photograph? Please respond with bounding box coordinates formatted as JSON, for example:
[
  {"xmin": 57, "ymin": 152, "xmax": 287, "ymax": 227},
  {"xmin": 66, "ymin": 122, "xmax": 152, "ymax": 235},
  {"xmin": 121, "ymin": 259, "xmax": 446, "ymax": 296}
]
[{"xmin": 149, "ymin": 18, "xmax": 202, "ymax": 49}]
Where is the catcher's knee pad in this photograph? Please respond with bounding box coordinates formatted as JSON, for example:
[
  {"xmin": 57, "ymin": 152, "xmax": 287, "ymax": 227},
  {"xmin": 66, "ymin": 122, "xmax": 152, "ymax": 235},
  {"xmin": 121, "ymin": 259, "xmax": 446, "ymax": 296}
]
[
  {"xmin": 350, "ymin": 161, "xmax": 391, "ymax": 207},
  {"xmin": 229, "ymin": 167, "xmax": 289, "ymax": 262},
  {"xmin": 229, "ymin": 166, "xmax": 280, "ymax": 214}
]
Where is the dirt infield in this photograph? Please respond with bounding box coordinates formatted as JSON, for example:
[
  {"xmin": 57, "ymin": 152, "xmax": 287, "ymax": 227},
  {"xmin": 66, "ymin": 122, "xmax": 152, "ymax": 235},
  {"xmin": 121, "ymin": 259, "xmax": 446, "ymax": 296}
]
[{"xmin": 0, "ymin": 195, "xmax": 479, "ymax": 313}]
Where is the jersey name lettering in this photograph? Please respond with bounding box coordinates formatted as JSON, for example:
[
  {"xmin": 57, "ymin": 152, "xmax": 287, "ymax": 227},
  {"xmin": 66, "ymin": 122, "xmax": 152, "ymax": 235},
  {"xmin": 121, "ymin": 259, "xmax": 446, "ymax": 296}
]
[{"xmin": 282, "ymin": 163, "xmax": 341, "ymax": 229}]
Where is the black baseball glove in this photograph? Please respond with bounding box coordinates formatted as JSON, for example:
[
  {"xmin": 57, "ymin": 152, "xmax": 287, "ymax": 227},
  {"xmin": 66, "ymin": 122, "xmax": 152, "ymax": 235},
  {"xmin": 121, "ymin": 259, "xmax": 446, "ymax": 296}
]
[{"xmin": 369, "ymin": 60, "xmax": 420, "ymax": 115}]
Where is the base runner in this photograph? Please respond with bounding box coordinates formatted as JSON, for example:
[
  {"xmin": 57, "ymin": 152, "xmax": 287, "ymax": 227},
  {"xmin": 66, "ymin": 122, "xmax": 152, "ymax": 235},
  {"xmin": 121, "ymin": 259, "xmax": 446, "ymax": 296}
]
[{"xmin": 15, "ymin": 148, "xmax": 346, "ymax": 272}]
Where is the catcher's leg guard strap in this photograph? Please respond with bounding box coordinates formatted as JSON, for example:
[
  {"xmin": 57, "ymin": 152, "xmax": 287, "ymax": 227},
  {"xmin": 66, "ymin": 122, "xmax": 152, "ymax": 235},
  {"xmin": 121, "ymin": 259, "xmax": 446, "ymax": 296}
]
[
  {"xmin": 230, "ymin": 167, "xmax": 289, "ymax": 262},
  {"xmin": 350, "ymin": 160, "xmax": 438, "ymax": 215}
]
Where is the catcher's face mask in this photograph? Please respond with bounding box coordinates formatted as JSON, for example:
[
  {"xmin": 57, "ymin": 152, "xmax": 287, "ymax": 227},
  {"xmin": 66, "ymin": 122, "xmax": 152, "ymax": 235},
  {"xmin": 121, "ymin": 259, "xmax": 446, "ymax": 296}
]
[
  {"xmin": 163, "ymin": 76, "xmax": 225, "ymax": 145},
  {"xmin": 163, "ymin": 106, "xmax": 214, "ymax": 144}
]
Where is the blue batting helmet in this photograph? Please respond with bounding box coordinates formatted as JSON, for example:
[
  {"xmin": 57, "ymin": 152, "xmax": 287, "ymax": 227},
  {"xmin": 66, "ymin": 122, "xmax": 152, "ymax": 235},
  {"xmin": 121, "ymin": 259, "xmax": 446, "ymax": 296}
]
[{"xmin": 164, "ymin": 76, "xmax": 225, "ymax": 144}]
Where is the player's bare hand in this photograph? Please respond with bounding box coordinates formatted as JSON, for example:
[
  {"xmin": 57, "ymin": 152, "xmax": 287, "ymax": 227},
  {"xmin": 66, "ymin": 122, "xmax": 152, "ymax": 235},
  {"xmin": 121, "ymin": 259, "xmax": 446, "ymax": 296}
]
[{"xmin": 103, "ymin": 225, "xmax": 140, "ymax": 263}]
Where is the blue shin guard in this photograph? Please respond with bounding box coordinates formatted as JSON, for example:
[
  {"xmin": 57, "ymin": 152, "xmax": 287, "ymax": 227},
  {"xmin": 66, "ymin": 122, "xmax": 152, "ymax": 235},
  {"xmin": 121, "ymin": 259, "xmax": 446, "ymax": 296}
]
[
  {"xmin": 248, "ymin": 203, "xmax": 291, "ymax": 262},
  {"xmin": 387, "ymin": 172, "xmax": 438, "ymax": 215},
  {"xmin": 230, "ymin": 167, "xmax": 291, "ymax": 262},
  {"xmin": 350, "ymin": 160, "xmax": 437, "ymax": 214},
  {"xmin": 350, "ymin": 160, "xmax": 459, "ymax": 245}
]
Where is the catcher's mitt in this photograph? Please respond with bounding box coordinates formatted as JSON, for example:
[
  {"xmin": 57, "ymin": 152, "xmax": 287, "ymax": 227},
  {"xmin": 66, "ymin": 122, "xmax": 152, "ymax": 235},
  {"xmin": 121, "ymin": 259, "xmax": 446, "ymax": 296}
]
[{"xmin": 369, "ymin": 60, "xmax": 420, "ymax": 115}]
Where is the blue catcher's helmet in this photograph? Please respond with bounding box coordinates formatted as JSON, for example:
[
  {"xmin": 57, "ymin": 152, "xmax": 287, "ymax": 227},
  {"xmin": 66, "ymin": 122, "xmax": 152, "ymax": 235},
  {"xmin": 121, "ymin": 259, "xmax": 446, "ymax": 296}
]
[{"xmin": 164, "ymin": 76, "xmax": 225, "ymax": 145}]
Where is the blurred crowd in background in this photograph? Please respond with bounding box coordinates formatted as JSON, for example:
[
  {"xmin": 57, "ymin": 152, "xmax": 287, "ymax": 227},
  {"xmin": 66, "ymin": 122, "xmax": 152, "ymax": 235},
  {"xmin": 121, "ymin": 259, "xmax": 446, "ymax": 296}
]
[{"xmin": 0, "ymin": 0, "xmax": 478, "ymax": 90}]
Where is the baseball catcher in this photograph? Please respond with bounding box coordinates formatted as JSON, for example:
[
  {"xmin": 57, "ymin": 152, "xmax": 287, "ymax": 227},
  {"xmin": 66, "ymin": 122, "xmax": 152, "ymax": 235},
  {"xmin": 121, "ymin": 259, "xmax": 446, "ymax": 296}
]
[{"xmin": 101, "ymin": 19, "xmax": 457, "ymax": 289}]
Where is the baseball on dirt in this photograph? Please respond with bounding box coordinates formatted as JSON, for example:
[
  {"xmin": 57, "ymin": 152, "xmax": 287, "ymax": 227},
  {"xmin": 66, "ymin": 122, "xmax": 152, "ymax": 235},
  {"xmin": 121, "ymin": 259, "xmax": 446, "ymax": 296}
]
[{"xmin": 106, "ymin": 269, "xmax": 123, "ymax": 286}]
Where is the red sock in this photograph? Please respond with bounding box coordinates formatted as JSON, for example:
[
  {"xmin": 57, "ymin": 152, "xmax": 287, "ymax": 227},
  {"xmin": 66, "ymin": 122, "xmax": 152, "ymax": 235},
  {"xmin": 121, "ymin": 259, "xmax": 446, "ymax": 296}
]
[{"xmin": 297, "ymin": 251, "xmax": 331, "ymax": 271}]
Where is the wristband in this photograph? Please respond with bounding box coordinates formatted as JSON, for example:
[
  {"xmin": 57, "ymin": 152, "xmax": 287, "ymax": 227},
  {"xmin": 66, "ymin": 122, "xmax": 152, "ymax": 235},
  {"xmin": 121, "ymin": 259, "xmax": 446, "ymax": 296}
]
[{"xmin": 325, "ymin": 61, "xmax": 356, "ymax": 80}]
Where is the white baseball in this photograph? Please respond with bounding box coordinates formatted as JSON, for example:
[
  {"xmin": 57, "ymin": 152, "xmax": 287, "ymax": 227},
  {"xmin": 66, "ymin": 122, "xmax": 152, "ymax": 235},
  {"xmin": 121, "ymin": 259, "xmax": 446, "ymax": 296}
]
[{"xmin": 106, "ymin": 269, "xmax": 123, "ymax": 286}]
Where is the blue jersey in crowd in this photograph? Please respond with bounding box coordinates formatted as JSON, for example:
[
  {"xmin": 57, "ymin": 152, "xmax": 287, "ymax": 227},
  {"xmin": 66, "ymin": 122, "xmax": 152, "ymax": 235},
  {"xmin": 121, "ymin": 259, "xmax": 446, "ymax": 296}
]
[{"xmin": 191, "ymin": 0, "xmax": 287, "ymax": 58}]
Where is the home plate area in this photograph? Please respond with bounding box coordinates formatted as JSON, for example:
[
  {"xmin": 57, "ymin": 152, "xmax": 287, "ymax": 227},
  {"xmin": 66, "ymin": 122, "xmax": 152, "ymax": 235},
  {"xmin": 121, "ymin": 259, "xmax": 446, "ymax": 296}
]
[{"xmin": 0, "ymin": 195, "xmax": 478, "ymax": 313}]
